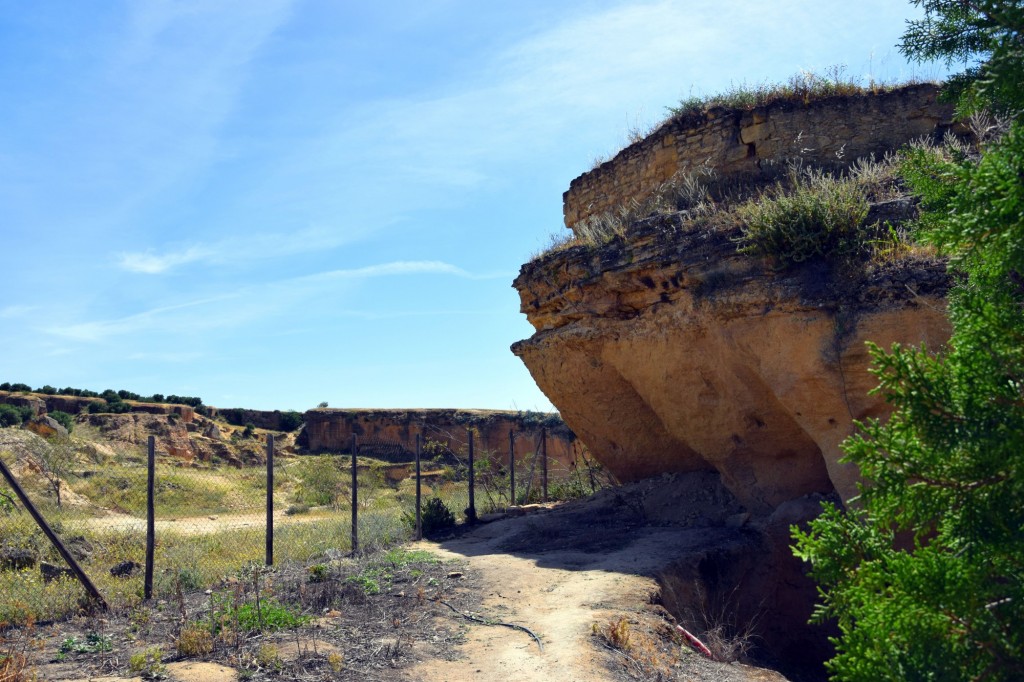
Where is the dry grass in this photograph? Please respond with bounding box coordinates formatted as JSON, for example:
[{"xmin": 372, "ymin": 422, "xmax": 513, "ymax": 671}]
[{"xmin": 668, "ymin": 66, "xmax": 926, "ymax": 120}]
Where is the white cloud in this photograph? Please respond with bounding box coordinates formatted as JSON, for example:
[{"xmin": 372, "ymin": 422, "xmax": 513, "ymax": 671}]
[
  {"xmin": 294, "ymin": 260, "xmax": 491, "ymax": 283},
  {"xmin": 44, "ymin": 295, "xmax": 236, "ymax": 342},
  {"xmin": 116, "ymin": 224, "xmax": 364, "ymax": 274},
  {"xmin": 117, "ymin": 245, "xmax": 215, "ymax": 274},
  {"xmin": 44, "ymin": 260, "xmax": 494, "ymax": 342}
]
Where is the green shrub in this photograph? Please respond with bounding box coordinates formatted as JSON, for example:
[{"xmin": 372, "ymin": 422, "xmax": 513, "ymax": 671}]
[
  {"xmin": 419, "ymin": 497, "xmax": 455, "ymax": 538},
  {"xmin": 278, "ymin": 411, "xmax": 303, "ymax": 432},
  {"xmin": 291, "ymin": 456, "xmax": 345, "ymax": 507},
  {"xmin": 738, "ymin": 168, "xmax": 870, "ymax": 269},
  {"xmin": 48, "ymin": 411, "xmax": 74, "ymax": 434},
  {"xmin": 0, "ymin": 404, "xmax": 25, "ymax": 427}
]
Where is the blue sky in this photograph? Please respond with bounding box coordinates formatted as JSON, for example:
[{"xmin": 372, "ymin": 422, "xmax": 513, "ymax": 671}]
[{"xmin": 0, "ymin": 1, "xmax": 942, "ymax": 412}]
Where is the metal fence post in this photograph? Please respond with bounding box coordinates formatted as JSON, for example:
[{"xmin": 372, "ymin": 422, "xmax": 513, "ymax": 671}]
[
  {"xmin": 351, "ymin": 434, "xmax": 358, "ymax": 554},
  {"xmin": 266, "ymin": 434, "xmax": 274, "ymax": 566},
  {"xmin": 509, "ymin": 429, "xmax": 516, "ymax": 507},
  {"xmin": 0, "ymin": 454, "xmax": 108, "ymax": 610},
  {"xmin": 541, "ymin": 427, "xmax": 548, "ymax": 503},
  {"xmin": 415, "ymin": 434, "xmax": 422, "ymax": 540},
  {"xmin": 145, "ymin": 435, "xmax": 155, "ymax": 600},
  {"xmin": 467, "ymin": 428, "xmax": 477, "ymax": 523}
]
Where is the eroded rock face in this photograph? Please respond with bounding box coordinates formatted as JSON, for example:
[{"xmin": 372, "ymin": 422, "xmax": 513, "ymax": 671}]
[
  {"xmin": 513, "ymin": 218, "xmax": 951, "ymax": 512},
  {"xmin": 303, "ymin": 408, "xmax": 581, "ymax": 468}
]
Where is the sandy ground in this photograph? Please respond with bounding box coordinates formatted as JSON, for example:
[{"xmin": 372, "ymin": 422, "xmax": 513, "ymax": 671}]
[
  {"xmin": 408, "ymin": 492, "xmax": 788, "ymax": 682},
  {"xmin": 78, "ymin": 508, "xmax": 325, "ymax": 535}
]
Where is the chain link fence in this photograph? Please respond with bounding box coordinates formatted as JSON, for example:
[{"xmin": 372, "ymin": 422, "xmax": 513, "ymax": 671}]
[{"xmin": 0, "ymin": 424, "xmax": 608, "ymax": 626}]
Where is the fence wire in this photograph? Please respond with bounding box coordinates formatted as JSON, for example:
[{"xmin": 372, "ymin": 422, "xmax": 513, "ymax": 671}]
[{"xmin": 0, "ymin": 424, "xmax": 607, "ymax": 625}]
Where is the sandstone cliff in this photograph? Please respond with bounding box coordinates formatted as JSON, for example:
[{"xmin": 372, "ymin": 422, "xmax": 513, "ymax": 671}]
[
  {"xmin": 514, "ymin": 86, "xmax": 958, "ymax": 514},
  {"xmin": 303, "ymin": 408, "xmax": 580, "ymax": 469}
]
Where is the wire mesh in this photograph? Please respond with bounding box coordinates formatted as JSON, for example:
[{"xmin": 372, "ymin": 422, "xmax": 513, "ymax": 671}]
[{"xmin": 0, "ymin": 422, "xmax": 610, "ymax": 625}]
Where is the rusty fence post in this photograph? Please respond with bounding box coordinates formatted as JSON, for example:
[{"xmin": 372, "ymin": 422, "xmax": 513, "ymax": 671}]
[
  {"xmin": 415, "ymin": 434, "xmax": 422, "ymax": 540},
  {"xmin": 509, "ymin": 430, "xmax": 516, "ymax": 507},
  {"xmin": 0, "ymin": 455, "xmax": 108, "ymax": 610},
  {"xmin": 266, "ymin": 433, "xmax": 274, "ymax": 566},
  {"xmin": 351, "ymin": 434, "xmax": 358, "ymax": 554},
  {"xmin": 467, "ymin": 428, "xmax": 477, "ymax": 524},
  {"xmin": 541, "ymin": 427, "xmax": 548, "ymax": 503},
  {"xmin": 145, "ymin": 435, "xmax": 155, "ymax": 600}
]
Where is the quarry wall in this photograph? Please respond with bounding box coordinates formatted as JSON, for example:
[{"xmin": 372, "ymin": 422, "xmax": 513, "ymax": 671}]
[
  {"xmin": 302, "ymin": 408, "xmax": 580, "ymax": 468},
  {"xmin": 563, "ymin": 83, "xmax": 955, "ymax": 229}
]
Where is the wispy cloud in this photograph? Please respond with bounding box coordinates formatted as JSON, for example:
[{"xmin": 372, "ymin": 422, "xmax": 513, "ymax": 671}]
[
  {"xmin": 293, "ymin": 260, "xmax": 509, "ymax": 284},
  {"xmin": 44, "ymin": 260, "xmax": 492, "ymax": 342},
  {"xmin": 116, "ymin": 223, "xmax": 365, "ymax": 274},
  {"xmin": 117, "ymin": 245, "xmax": 215, "ymax": 274},
  {"xmin": 127, "ymin": 351, "xmax": 203, "ymax": 363},
  {"xmin": 44, "ymin": 295, "xmax": 237, "ymax": 342}
]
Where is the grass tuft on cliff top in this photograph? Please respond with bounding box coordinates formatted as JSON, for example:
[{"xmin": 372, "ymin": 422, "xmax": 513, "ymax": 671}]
[
  {"xmin": 667, "ymin": 65, "xmax": 927, "ymax": 120},
  {"xmin": 532, "ymin": 135, "xmax": 975, "ymax": 268}
]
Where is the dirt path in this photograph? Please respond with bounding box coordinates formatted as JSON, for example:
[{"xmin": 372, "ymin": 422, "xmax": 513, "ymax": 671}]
[
  {"xmin": 408, "ymin": 488, "xmax": 788, "ymax": 682},
  {"xmin": 78, "ymin": 508, "xmax": 326, "ymax": 536}
]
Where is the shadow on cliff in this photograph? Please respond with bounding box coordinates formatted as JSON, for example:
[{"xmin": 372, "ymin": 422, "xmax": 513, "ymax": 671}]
[{"xmin": 431, "ymin": 472, "xmax": 836, "ymax": 682}]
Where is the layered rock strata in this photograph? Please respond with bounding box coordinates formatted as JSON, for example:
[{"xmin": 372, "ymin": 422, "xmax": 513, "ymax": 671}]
[
  {"xmin": 513, "ymin": 216, "xmax": 950, "ymax": 512},
  {"xmin": 303, "ymin": 408, "xmax": 580, "ymax": 468},
  {"xmin": 564, "ymin": 83, "xmax": 955, "ymax": 228}
]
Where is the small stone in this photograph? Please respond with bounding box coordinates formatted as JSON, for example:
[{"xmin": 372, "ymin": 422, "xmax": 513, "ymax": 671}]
[
  {"xmin": 40, "ymin": 562, "xmax": 74, "ymax": 583},
  {"xmin": 446, "ymin": 571, "xmax": 464, "ymax": 579},
  {"xmin": 110, "ymin": 560, "xmax": 141, "ymax": 578}
]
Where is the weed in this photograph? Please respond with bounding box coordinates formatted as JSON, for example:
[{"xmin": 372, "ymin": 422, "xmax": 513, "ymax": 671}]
[
  {"xmin": 593, "ymin": 616, "xmax": 632, "ymax": 650},
  {"xmin": 737, "ymin": 166, "xmax": 870, "ymax": 269},
  {"xmin": 0, "ymin": 621, "xmax": 38, "ymax": 682},
  {"xmin": 128, "ymin": 646, "xmax": 166, "ymax": 679},
  {"xmin": 256, "ymin": 643, "xmax": 282, "ymax": 671},
  {"xmin": 417, "ymin": 498, "xmax": 455, "ymax": 538},
  {"xmin": 210, "ymin": 595, "xmax": 308, "ymax": 633},
  {"xmin": 175, "ymin": 624, "xmax": 213, "ymax": 656},
  {"xmin": 327, "ymin": 651, "xmax": 344, "ymax": 672},
  {"xmin": 307, "ymin": 563, "xmax": 329, "ymax": 583},
  {"xmin": 57, "ymin": 632, "xmax": 112, "ymax": 656}
]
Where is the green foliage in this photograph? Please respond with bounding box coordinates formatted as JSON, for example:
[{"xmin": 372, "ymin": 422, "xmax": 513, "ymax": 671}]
[
  {"xmin": 900, "ymin": 1, "xmax": 1024, "ymax": 115},
  {"xmin": 128, "ymin": 646, "xmax": 166, "ymax": 679},
  {"xmin": 290, "ymin": 455, "xmax": 345, "ymax": 507},
  {"xmin": 418, "ymin": 497, "xmax": 456, "ymax": 538},
  {"xmin": 278, "ymin": 411, "xmax": 303, "ymax": 432},
  {"xmin": 48, "ymin": 411, "xmax": 74, "ymax": 434},
  {"xmin": 0, "ymin": 405, "xmax": 29, "ymax": 427},
  {"xmin": 58, "ymin": 632, "xmax": 113, "ymax": 656},
  {"xmin": 346, "ymin": 548, "xmax": 438, "ymax": 595},
  {"xmin": 793, "ymin": 36, "xmax": 1024, "ymax": 678},
  {"xmin": 209, "ymin": 592, "xmax": 308, "ymax": 633},
  {"xmin": 737, "ymin": 168, "xmax": 870, "ymax": 269}
]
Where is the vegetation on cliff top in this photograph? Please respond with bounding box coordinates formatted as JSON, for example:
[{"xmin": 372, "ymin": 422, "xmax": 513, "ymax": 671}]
[
  {"xmin": 793, "ymin": 1, "xmax": 1024, "ymax": 679},
  {"xmin": 667, "ymin": 66, "xmax": 922, "ymax": 120}
]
